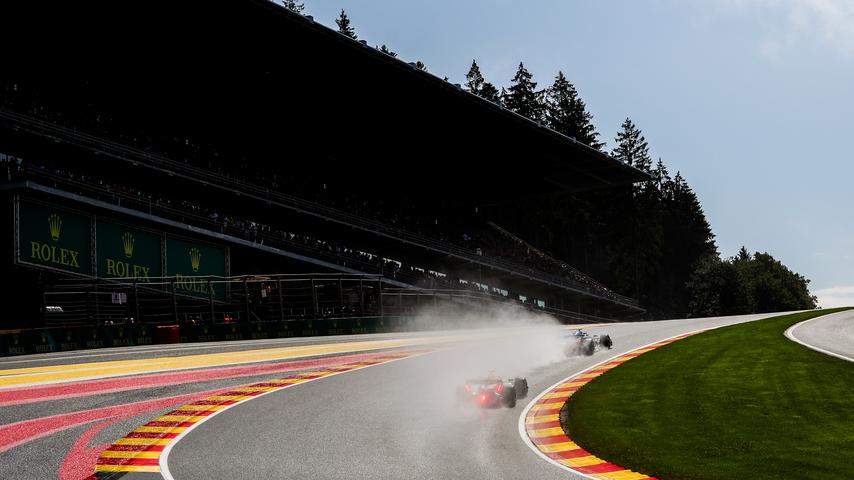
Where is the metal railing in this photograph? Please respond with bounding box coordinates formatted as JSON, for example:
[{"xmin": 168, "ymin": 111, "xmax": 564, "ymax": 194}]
[
  {"xmin": 44, "ymin": 274, "xmax": 386, "ymax": 328},
  {"xmin": 41, "ymin": 272, "xmax": 613, "ymax": 329}
]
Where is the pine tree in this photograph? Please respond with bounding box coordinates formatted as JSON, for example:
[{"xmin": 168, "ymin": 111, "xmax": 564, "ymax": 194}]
[
  {"xmin": 652, "ymin": 158, "xmax": 672, "ymax": 196},
  {"xmin": 545, "ymin": 72, "xmax": 603, "ymax": 149},
  {"xmin": 378, "ymin": 45, "xmax": 397, "ymax": 57},
  {"xmin": 606, "ymin": 118, "xmax": 663, "ymax": 302},
  {"xmin": 465, "ymin": 60, "xmax": 500, "ymax": 102},
  {"xmin": 281, "ymin": 0, "xmax": 304, "ymax": 13},
  {"xmin": 479, "ymin": 82, "xmax": 500, "ymax": 103},
  {"xmin": 611, "ymin": 118, "xmax": 652, "ymax": 172},
  {"xmin": 465, "ymin": 60, "xmax": 484, "ymax": 94},
  {"xmin": 503, "ymin": 63, "xmax": 544, "ymax": 122},
  {"xmin": 414, "ymin": 61, "xmax": 428, "ymax": 72},
  {"xmin": 336, "ymin": 10, "xmax": 356, "ymax": 39}
]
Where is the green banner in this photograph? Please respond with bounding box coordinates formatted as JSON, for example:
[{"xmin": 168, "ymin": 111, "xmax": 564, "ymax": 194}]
[
  {"xmin": 166, "ymin": 237, "xmax": 226, "ymax": 299},
  {"xmin": 18, "ymin": 200, "xmax": 92, "ymax": 275},
  {"xmin": 96, "ymin": 221, "xmax": 162, "ymax": 281}
]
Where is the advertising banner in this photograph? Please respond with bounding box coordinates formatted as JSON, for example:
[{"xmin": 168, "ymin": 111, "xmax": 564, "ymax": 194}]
[
  {"xmin": 165, "ymin": 237, "xmax": 227, "ymax": 300},
  {"xmin": 17, "ymin": 200, "xmax": 92, "ymax": 275},
  {"xmin": 96, "ymin": 221, "xmax": 162, "ymax": 281}
]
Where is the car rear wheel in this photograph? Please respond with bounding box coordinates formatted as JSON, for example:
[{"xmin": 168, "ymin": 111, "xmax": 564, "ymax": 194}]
[
  {"xmin": 502, "ymin": 386, "xmax": 517, "ymax": 408},
  {"xmin": 601, "ymin": 335, "xmax": 613, "ymax": 349},
  {"xmin": 514, "ymin": 378, "xmax": 528, "ymax": 399},
  {"xmin": 584, "ymin": 340, "xmax": 595, "ymax": 356}
]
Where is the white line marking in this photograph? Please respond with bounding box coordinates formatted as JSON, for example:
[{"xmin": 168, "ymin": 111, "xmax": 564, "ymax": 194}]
[
  {"xmin": 159, "ymin": 350, "xmax": 432, "ymax": 480},
  {"xmin": 0, "ymin": 333, "xmax": 420, "ymax": 364},
  {"xmin": 784, "ymin": 312, "xmax": 854, "ymax": 363},
  {"xmin": 516, "ymin": 324, "xmax": 740, "ymax": 479}
]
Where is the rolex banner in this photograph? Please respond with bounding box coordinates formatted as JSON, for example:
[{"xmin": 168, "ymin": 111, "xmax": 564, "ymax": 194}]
[
  {"xmin": 165, "ymin": 237, "xmax": 227, "ymax": 300},
  {"xmin": 96, "ymin": 221, "xmax": 162, "ymax": 281},
  {"xmin": 17, "ymin": 200, "xmax": 92, "ymax": 275}
]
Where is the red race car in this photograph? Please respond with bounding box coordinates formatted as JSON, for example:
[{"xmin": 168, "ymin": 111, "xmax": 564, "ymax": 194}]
[{"xmin": 456, "ymin": 375, "xmax": 529, "ymax": 408}]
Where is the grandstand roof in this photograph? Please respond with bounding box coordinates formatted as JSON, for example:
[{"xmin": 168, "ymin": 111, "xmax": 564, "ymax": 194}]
[{"xmin": 3, "ymin": 0, "xmax": 648, "ymax": 203}]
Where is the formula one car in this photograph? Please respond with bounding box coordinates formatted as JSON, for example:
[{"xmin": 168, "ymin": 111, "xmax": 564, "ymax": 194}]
[
  {"xmin": 564, "ymin": 329, "xmax": 613, "ymax": 357},
  {"xmin": 456, "ymin": 375, "xmax": 529, "ymax": 408}
]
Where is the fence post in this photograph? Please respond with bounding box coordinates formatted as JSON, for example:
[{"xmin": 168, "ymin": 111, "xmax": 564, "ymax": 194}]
[
  {"xmin": 42, "ymin": 291, "xmax": 48, "ymax": 328},
  {"xmin": 378, "ymin": 279, "xmax": 383, "ymax": 318},
  {"xmin": 172, "ymin": 279, "xmax": 178, "ymax": 324},
  {"xmin": 133, "ymin": 281, "xmax": 141, "ymax": 323},
  {"xmin": 208, "ymin": 279, "xmax": 215, "ymax": 325},
  {"xmin": 277, "ymin": 278, "xmax": 284, "ymax": 322},
  {"xmin": 310, "ymin": 278, "xmax": 318, "ymax": 320},
  {"xmin": 359, "ymin": 279, "xmax": 364, "ymax": 316},
  {"xmin": 94, "ymin": 282, "xmax": 100, "ymax": 324},
  {"xmin": 244, "ymin": 279, "xmax": 250, "ymax": 323},
  {"xmin": 338, "ymin": 277, "xmax": 344, "ymax": 317}
]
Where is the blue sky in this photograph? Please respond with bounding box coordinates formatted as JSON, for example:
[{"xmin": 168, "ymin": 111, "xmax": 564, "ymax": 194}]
[{"xmin": 298, "ymin": 0, "xmax": 854, "ymax": 306}]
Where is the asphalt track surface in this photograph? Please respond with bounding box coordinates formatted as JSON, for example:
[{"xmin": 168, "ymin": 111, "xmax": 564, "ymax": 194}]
[
  {"xmin": 0, "ymin": 314, "xmax": 781, "ymax": 479},
  {"xmin": 788, "ymin": 308, "xmax": 854, "ymax": 361},
  {"xmin": 0, "ymin": 331, "xmax": 466, "ymax": 479},
  {"xmin": 167, "ymin": 314, "xmax": 775, "ymax": 480}
]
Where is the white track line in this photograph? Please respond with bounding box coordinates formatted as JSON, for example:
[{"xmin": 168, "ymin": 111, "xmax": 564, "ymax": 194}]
[
  {"xmin": 159, "ymin": 350, "xmax": 432, "ymax": 480},
  {"xmin": 784, "ymin": 312, "xmax": 854, "ymax": 363},
  {"xmin": 516, "ymin": 324, "xmax": 737, "ymax": 479}
]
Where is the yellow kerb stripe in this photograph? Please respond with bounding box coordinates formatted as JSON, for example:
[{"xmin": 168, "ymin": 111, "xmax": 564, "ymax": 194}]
[
  {"xmin": 135, "ymin": 426, "xmax": 187, "ymax": 434},
  {"xmin": 526, "ymin": 413, "xmax": 560, "ymax": 425},
  {"xmin": 531, "ymin": 401, "xmax": 564, "ymax": 411},
  {"xmin": 296, "ymin": 371, "xmax": 336, "ymax": 377},
  {"xmin": 563, "ymin": 455, "xmax": 606, "ymax": 467},
  {"xmin": 593, "ymin": 470, "xmax": 651, "ymax": 480},
  {"xmin": 232, "ymin": 386, "xmax": 279, "ymax": 392},
  {"xmin": 205, "ymin": 395, "xmax": 252, "ymax": 401},
  {"xmin": 539, "ymin": 441, "xmax": 580, "ymax": 453},
  {"xmin": 155, "ymin": 415, "xmax": 207, "ymax": 423},
  {"xmin": 265, "ymin": 379, "xmax": 303, "ymax": 384},
  {"xmin": 176, "ymin": 404, "xmax": 228, "ymax": 411},
  {"xmin": 529, "ymin": 426, "xmax": 565, "ymax": 438},
  {"xmin": 114, "ymin": 438, "xmax": 173, "ymax": 446},
  {"xmin": 325, "ymin": 365, "xmax": 358, "ymax": 371},
  {"xmin": 95, "ymin": 465, "xmax": 160, "ymax": 473},
  {"xmin": 99, "ymin": 450, "xmax": 161, "ymax": 459},
  {"xmin": 541, "ymin": 392, "xmax": 571, "ymax": 400}
]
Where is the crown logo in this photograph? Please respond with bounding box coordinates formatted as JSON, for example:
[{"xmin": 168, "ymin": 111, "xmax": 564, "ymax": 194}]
[
  {"xmin": 48, "ymin": 213, "xmax": 62, "ymax": 241},
  {"xmin": 122, "ymin": 232, "xmax": 135, "ymax": 258},
  {"xmin": 190, "ymin": 247, "xmax": 201, "ymax": 272}
]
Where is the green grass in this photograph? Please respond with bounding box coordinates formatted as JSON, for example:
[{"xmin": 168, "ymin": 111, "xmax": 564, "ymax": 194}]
[{"xmin": 562, "ymin": 309, "xmax": 854, "ymax": 480}]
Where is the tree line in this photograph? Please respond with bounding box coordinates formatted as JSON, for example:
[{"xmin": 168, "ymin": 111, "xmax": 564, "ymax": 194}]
[{"xmin": 289, "ymin": 3, "xmax": 818, "ymax": 318}]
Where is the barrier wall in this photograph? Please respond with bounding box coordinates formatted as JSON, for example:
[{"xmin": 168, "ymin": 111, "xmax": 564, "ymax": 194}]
[{"xmin": 0, "ymin": 317, "xmax": 412, "ymax": 356}]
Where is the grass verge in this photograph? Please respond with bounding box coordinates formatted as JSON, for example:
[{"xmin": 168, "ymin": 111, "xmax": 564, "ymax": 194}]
[{"xmin": 563, "ymin": 309, "xmax": 854, "ymax": 480}]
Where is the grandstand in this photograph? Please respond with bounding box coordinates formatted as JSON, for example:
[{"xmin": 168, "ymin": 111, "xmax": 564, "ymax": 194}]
[{"xmin": 0, "ymin": 0, "xmax": 648, "ymax": 349}]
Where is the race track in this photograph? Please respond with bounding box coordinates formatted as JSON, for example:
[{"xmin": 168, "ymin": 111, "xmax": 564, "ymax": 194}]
[
  {"xmin": 166, "ymin": 314, "xmax": 773, "ymax": 480},
  {"xmin": 0, "ymin": 313, "xmax": 778, "ymax": 479},
  {"xmin": 787, "ymin": 309, "xmax": 854, "ymax": 362}
]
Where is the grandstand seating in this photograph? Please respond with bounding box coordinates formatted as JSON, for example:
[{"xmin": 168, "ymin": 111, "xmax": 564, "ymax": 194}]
[{"xmin": 0, "ymin": 103, "xmax": 638, "ymax": 308}]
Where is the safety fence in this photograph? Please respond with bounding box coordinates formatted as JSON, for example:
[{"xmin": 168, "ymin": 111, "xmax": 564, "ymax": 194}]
[
  {"xmin": 41, "ymin": 274, "xmax": 385, "ymax": 328},
  {"xmin": 0, "ymin": 273, "xmax": 613, "ymax": 356}
]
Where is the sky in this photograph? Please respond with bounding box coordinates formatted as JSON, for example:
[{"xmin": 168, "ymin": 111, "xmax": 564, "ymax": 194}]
[{"xmin": 298, "ymin": 0, "xmax": 854, "ymax": 307}]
